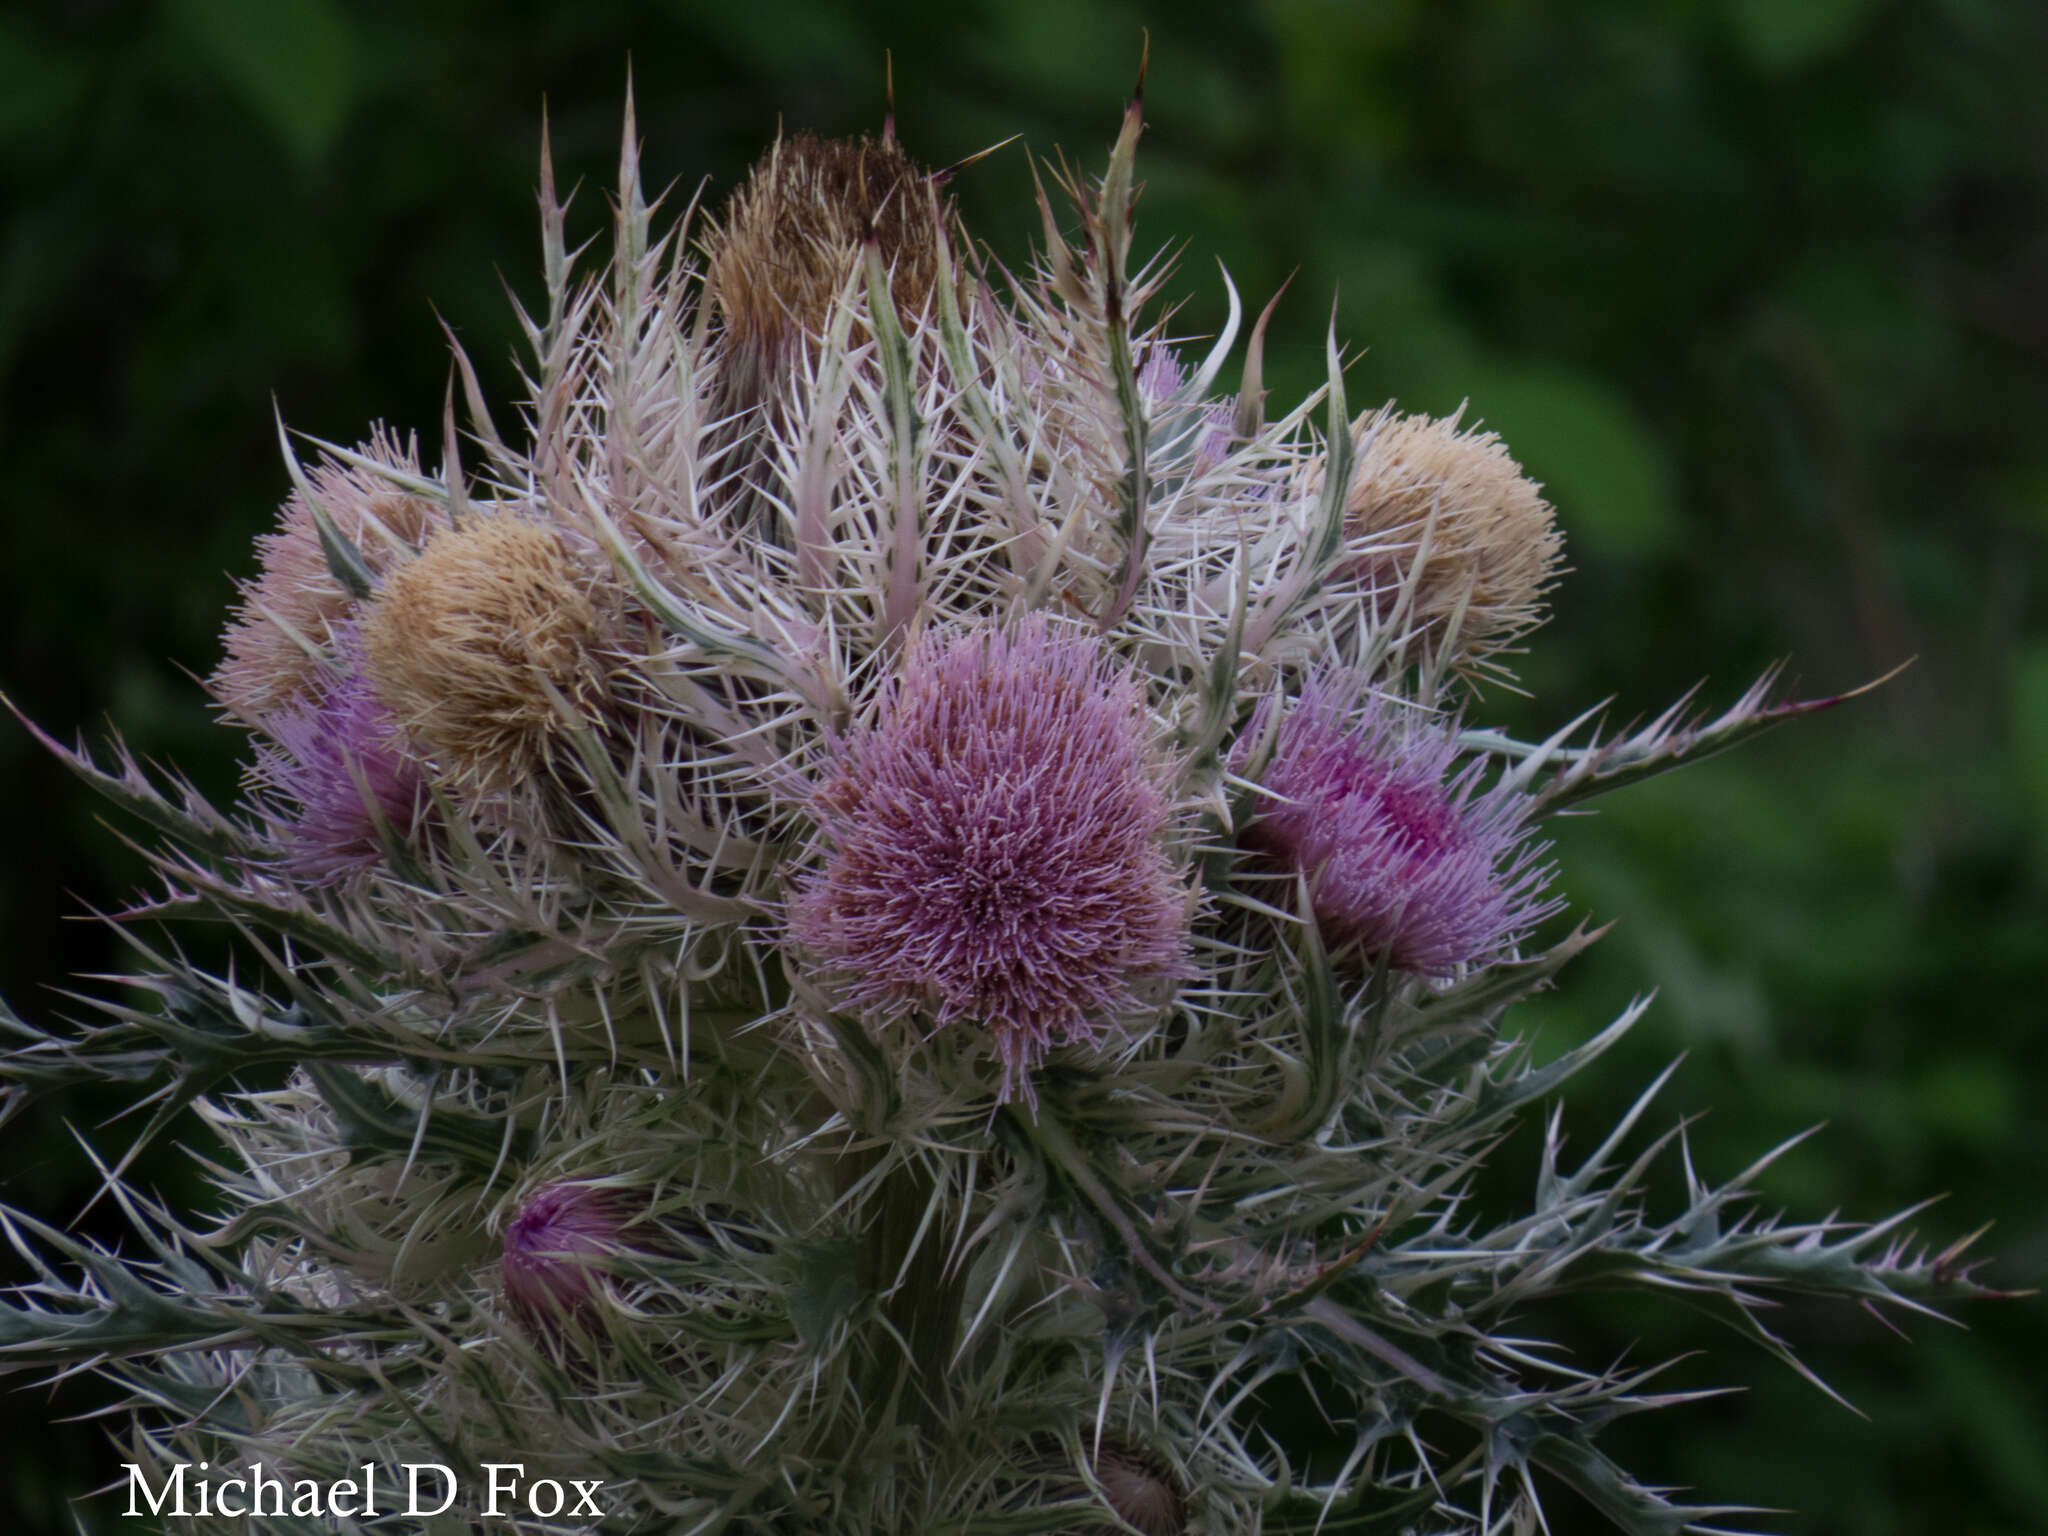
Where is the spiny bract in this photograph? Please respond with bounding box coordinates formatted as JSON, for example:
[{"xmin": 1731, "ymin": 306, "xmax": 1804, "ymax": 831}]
[{"xmin": 0, "ymin": 78, "xmax": 2002, "ymax": 1536}]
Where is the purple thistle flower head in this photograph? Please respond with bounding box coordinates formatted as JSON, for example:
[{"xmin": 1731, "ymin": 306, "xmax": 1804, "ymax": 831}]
[
  {"xmin": 1245, "ymin": 679, "xmax": 1556, "ymax": 974},
  {"xmin": 255, "ymin": 655, "xmax": 426, "ymax": 884},
  {"xmin": 790, "ymin": 617, "xmax": 1193, "ymax": 1103},
  {"xmin": 501, "ymin": 1182, "xmax": 628, "ymax": 1336}
]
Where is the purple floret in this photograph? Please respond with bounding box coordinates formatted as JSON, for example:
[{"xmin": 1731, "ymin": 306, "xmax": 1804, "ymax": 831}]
[
  {"xmin": 791, "ymin": 617, "xmax": 1193, "ymax": 1103},
  {"xmin": 501, "ymin": 1182, "xmax": 627, "ymax": 1335},
  {"xmin": 256, "ymin": 663, "xmax": 425, "ymax": 883},
  {"xmin": 1246, "ymin": 680, "xmax": 1557, "ymax": 974}
]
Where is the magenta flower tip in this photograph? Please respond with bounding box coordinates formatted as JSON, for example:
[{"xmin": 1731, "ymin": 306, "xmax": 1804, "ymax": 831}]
[
  {"xmin": 1247, "ymin": 680, "xmax": 1556, "ymax": 974},
  {"xmin": 791, "ymin": 618, "xmax": 1193, "ymax": 1102},
  {"xmin": 501, "ymin": 1182, "xmax": 628, "ymax": 1331}
]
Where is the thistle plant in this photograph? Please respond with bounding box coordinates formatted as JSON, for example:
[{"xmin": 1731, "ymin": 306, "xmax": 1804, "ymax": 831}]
[{"xmin": 0, "ymin": 74, "xmax": 2008, "ymax": 1536}]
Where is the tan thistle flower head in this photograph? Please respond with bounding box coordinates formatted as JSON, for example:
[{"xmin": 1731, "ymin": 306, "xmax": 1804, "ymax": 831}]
[
  {"xmin": 705, "ymin": 132, "xmax": 946, "ymax": 401},
  {"xmin": 362, "ymin": 514, "xmax": 617, "ymax": 792},
  {"xmin": 1342, "ymin": 407, "xmax": 1564, "ymax": 666},
  {"xmin": 212, "ymin": 432, "xmax": 441, "ymax": 719}
]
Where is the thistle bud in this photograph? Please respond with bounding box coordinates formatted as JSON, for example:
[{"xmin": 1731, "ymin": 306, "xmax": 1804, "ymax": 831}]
[
  {"xmin": 362, "ymin": 514, "xmax": 618, "ymax": 793},
  {"xmin": 1030, "ymin": 1438, "xmax": 1187, "ymax": 1536},
  {"xmin": 501, "ymin": 1182, "xmax": 628, "ymax": 1336},
  {"xmin": 1092, "ymin": 1441, "xmax": 1189, "ymax": 1536},
  {"xmin": 1340, "ymin": 408, "xmax": 1563, "ymax": 666}
]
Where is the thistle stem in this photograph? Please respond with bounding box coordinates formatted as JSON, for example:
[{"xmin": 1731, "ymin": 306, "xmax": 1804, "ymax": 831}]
[{"xmin": 849, "ymin": 1146, "xmax": 965, "ymax": 1444}]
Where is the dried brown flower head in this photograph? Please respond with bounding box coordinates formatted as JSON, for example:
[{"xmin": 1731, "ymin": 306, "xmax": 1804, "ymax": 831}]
[
  {"xmin": 212, "ymin": 431, "xmax": 441, "ymax": 719},
  {"xmin": 706, "ymin": 132, "xmax": 946, "ymax": 405},
  {"xmin": 362, "ymin": 514, "xmax": 616, "ymax": 791},
  {"xmin": 1342, "ymin": 407, "xmax": 1564, "ymax": 666}
]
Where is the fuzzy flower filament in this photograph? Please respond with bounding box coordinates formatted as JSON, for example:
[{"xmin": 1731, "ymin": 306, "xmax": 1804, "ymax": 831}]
[
  {"xmin": 791, "ymin": 619, "xmax": 1192, "ymax": 1101},
  {"xmin": 1246, "ymin": 682, "xmax": 1556, "ymax": 973},
  {"xmin": 363, "ymin": 515, "xmax": 618, "ymax": 793},
  {"xmin": 1138, "ymin": 343, "xmax": 1234, "ymax": 474},
  {"xmin": 254, "ymin": 661, "xmax": 426, "ymax": 884},
  {"xmin": 501, "ymin": 1182, "xmax": 629, "ymax": 1337}
]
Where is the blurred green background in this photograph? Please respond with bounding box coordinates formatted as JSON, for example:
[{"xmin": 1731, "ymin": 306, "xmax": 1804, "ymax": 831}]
[{"xmin": 1, "ymin": 1, "xmax": 2042, "ymax": 1531}]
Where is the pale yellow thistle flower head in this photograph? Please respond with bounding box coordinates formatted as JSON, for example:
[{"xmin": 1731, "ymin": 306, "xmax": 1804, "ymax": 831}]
[
  {"xmin": 362, "ymin": 513, "xmax": 619, "ymax": 793},
  {"xmin": 1342, "ymin": 406, "xmax": 1565, "ymax": 669}
]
